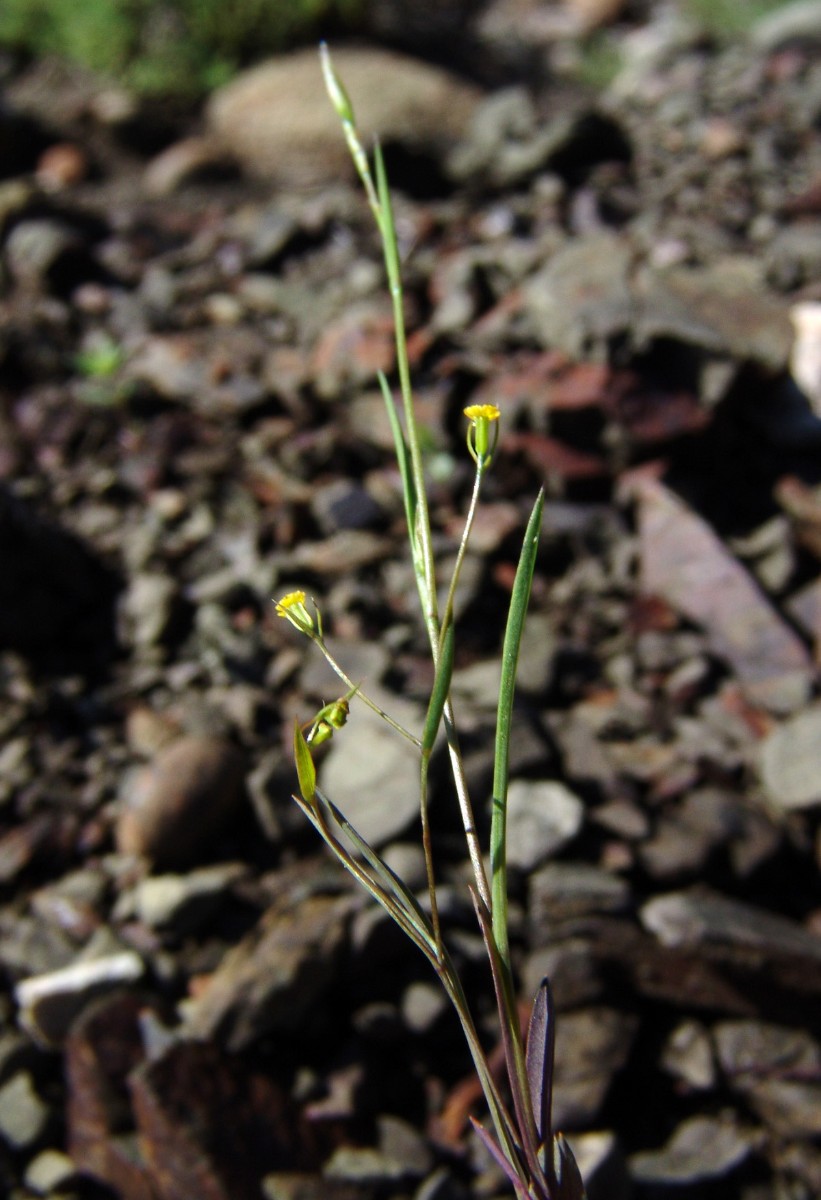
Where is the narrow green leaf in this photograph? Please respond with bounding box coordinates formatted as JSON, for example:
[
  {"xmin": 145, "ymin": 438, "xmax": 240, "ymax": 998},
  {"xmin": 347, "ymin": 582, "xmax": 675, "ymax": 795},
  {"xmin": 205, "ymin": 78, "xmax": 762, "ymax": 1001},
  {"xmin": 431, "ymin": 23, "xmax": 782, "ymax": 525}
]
[
  {"xmin": 379, "ymin": 370, "xmax": 418, "ymax": 556},
  {"xmin": 422, "ymin": 621, "xmax": 455, "ymax": 754},
  {"xmin": 471, "ymin": 888, "xmax": 550, "ymax": 1199},
  {"xmin": 491, "ymin": 489, "xmax": 544, "ymax": 966},
  {"xmin": 374, "ymin": 142, "xmax": 401, "ymax": 294},
  {"xmin": 470, "ymin": 1120, "xmax": 532, "ymax": 1200},
  {"xmin": 293, "ymin": 719, "xmax": 316, "ymax": 802},
  {"xmin": 315, "ymin": 788, "xmax": 437, "ymax": 948},
  {"xmin": 294, "ymin": 790, "xmax": 436, "ymax": 962}
]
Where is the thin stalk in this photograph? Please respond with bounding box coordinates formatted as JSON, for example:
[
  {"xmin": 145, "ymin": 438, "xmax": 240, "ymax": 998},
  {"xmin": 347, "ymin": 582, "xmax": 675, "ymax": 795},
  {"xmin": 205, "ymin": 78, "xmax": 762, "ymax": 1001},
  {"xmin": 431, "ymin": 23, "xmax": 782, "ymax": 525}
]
[
  {"xmin": 321, "ymin": 47, "xmax": 437, "ymax": 634},
  {"xmin": 374, "ymin": 151, "xmax": 491, "ymax": 910},
  {"xmin": 297, "ymin": 789, "xmax": 520, "ymax": 1175},
  {"xmin": 491, "ymin": 490, "xmax": 544, "ymax": 966},
  {"xmin": 443, "ymin": 701, "xmax": 491, "ymax": 909},
  {"xmin": 419, "ymin": 752, "xmax": 442, "ymax": 954},
  {"xmin": 437, "ymin": 954, "xmax": 525, "ymax": 1176},
  {"xmin": 313, "ymin": 637, "xmax": 422, "ymax": 748},
  {"xmin": 435, "ymin": 460, "xmax": 492, "ymax": 909},
  {"xmin": 439, "ymin": 459, "xmax": 485, "ymax": 659},
  {"xmin": 473, "ymin": 891, "xmax": 550, "ymax": 1199},
  {"xmin": 373, "ymin": 146, "xmax": 439, "ymax": 639}
]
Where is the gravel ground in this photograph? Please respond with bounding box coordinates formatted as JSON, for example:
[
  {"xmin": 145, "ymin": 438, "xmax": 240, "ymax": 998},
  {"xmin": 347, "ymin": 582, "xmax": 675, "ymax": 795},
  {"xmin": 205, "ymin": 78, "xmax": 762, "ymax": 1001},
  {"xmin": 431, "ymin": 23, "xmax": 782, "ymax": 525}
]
[{"xmin": 1, "ymin": 4, "xmax": 821, "ymax": 1198}]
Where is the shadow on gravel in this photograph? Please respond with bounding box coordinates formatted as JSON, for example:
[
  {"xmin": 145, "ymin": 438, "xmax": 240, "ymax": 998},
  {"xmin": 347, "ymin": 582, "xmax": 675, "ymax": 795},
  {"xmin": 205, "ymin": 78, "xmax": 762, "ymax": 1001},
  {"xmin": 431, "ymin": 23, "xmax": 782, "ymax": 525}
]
[{"xmin": 0, "ymin": 484, "xmax": 122, "ymax": 678}]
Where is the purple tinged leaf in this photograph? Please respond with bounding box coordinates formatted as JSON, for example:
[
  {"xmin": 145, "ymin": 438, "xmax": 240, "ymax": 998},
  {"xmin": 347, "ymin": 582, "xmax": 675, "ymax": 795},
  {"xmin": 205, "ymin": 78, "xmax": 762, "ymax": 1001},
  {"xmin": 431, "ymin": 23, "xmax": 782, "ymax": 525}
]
[
  {"xmin": 553, "ymin": 1133, "xmax": 587, "ymax": 1200},
  {"xmin": 470, "ymin": 1118, "xmax": 532, "ymax": 1200},
  {"xmin": 526, "ymin": 978, "xmax": 555, "ymax": 1152},
  {"xmin": 469, "ymin": 889, "xmax": 551, "ymax": 1199}
]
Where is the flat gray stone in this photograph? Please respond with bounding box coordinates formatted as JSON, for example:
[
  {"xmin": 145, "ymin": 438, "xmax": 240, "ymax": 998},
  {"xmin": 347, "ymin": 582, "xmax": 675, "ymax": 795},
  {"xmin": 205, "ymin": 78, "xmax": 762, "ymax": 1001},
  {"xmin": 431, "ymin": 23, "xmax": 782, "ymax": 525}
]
[
  {"xmin": 553, "ymin": 1008, "xmax": 637, "ymax": 1128},
  {"xmin": 15, "ymin": 952, "xmax": 145, "ymax": 1047},
  {"xmin": 566, "ymin": 1130, "xmax": 630, "ymax": 1200},
  {"xmin": 630, "ymin": 1114, "xmax": 757, "ymax": 1184},
  {"xmin": 318, "ymin": 686, "xmax": 423, "ymax": 848},
  {"xmin": 661, "ymin": 1020, "xmax": 717, "ymax": 1091},
  {"xmin": 522, "ymin": 233, "xmax": 633, "ymax": 359},
  {"xmin": 714, "ymin": 1019, "xmax": 821, "ymax": 1136},
  {"xmin": 0, "ymin": 1072, "xmax": 50, "ymax": 1150},
  {"xmin": 752, "ymin": 0, "xmax": 821, "ymax": 49},
  {"xmin": 638, "ymin": 477, "xmax": 814, "ymax": 713},
  {"xmin": 641, "ymin": 890, "xmax": 821, "ymax": 964},
  {"xmin": 634, "ymin": 257, "xmax": 793, "ymax": 373},
  {"xmin": 131, "ymin": 862, "xmax": 248, "ymax": 934},
  {"xmin": 505, "ymin": 779, "xmax": 584, "ymax": 871},
  {"xmin": 758, "ymin": 706, "xmax": 821, "ymax": 811},
  {"xmin": 529, "ymin": 863, "xmax": 632, "ymax": 944},
  {"xmin": 24, "ymin": 1148, "xmax": 76, "ymax": 1195}
]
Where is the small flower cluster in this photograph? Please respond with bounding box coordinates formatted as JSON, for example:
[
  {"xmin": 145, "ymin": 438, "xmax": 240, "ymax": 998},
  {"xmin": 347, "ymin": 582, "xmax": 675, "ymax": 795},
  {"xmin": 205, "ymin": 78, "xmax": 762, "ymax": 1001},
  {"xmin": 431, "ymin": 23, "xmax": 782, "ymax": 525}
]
[{"xmin": 274, "ymin": 590, "xmax": 318, "ymax": 635}]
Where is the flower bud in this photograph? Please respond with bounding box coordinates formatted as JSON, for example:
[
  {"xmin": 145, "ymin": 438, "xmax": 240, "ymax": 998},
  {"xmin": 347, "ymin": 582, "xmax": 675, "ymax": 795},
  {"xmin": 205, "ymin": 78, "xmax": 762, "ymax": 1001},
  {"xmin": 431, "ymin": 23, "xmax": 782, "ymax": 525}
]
[
  {"xmin": 320, "ymin": 42, "xmax": 355, "ymax": 126},
  {"xmin": 464, "ymin": 403, "xmax": 500, "ymax": 465}
]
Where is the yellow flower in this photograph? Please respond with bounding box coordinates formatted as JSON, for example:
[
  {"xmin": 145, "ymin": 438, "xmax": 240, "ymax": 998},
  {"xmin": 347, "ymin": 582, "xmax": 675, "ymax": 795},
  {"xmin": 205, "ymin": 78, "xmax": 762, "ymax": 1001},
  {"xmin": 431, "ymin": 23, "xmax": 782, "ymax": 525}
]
[
  {"xmin": 463, "ymin": 404, "xmax": 501, "ymax": 422},
  {"xmin": 274, "ymin": 590, "xmax": 317, "ymax": 635},
  {"xmin": 464, "ymin": 403, "xmax": 501, "ymax": 464}
]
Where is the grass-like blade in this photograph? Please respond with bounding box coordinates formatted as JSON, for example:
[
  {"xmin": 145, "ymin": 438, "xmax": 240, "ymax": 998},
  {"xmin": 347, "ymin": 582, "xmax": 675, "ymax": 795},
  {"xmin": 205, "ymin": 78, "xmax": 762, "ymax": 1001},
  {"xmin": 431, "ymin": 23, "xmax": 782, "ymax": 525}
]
[
  {"xmin": 293, "ymin": 719, "xmax": 316, "ymax": 802},
  {"xmin": 293, "ymin": 788, "xmax": 437, "ymax": 962},
  {"xmin": 470, "ymin": 1119, "xmax": 532, "ymax": 1200},
  {"xmin": 315, "ymin": 788, "xmax": 437, "ymax": 950},
  {"xmin": 491, "ymin": 489, "xmax": 544, "ymax": 966},
  {"xmin": 471, "ymin": 888, "xmax": 550, "ymax": 1199},
  {"xmin": 379, "ymin": 370, "xmax": 418, "ymax": 561},
  {"xmin": 374, "ymin": 141, "xmax": 401, "ymax": 294},
  {"xmin": 422, "ymin": 621, "xmax": 455, "ymax": 754}
]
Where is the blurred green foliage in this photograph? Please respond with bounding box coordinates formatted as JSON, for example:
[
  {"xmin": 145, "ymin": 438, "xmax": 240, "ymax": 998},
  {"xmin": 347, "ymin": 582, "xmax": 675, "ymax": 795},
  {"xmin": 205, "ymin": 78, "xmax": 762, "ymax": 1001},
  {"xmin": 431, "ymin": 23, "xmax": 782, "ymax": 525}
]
[
  {"xmin": 685, "ymin": 0, "xmax": 799, "ymax": 36},
  {"xmin": 0, "ymin": 0, "xmax": 364, "ymax": 95}
]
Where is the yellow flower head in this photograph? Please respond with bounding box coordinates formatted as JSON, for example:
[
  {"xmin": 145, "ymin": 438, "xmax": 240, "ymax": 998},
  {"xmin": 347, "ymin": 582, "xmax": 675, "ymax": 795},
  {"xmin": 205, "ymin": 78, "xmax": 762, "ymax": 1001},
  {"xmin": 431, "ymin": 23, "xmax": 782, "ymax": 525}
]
[
  {"xmin": 274, "ymin": 590, "xmax": 317, "ymax": 635},
  {"xmin": 463, "ymin": 403, "xmax": 501, "ymax": 465}
]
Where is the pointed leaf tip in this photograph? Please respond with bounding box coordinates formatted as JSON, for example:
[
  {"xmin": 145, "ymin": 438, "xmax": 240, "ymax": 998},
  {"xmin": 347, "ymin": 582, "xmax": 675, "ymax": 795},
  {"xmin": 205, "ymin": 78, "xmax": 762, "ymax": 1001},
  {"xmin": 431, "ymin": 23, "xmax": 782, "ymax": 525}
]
[
  {"xmin": 293, "ymin": 719, "xmax": 317, "ymax": 802},
  {"xmin": 526, "ymin": 977, "xmax": 555, "ymax": 1151}
]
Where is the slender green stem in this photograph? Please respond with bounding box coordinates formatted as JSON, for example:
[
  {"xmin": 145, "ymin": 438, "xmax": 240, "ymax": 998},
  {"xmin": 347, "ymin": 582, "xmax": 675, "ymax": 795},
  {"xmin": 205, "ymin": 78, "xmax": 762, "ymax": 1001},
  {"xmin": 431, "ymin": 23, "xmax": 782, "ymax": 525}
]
[
  {"xmin": 297, "ymin": 785, "xmax": 520, "ymax": 1176},
  {"xmin": 439, "ymin": 459, "xmax": 485, "ymax": 657},
  {"xmin": 319, "ymin": 49, "xmax": 553, "ymax": 1196},
  {"xmin": 491, "ymin": 490, "xmax": 544, "ymax": 967},
  {"xmin": 443, "ymin": 701, "xmax": 492, "ymax": 909},
  {"xmin": 419, "ymin": 752, "xmax": 442, "ymax": 955},
  {"xmin": 439, "ymin": 959, "xmax": 526, "ymax": 1176},
  {"xmin": 373, "ymin": 147, "xmax": 439, "ymax": 641},
  {"xmin": 313, "ymin": 637, "xmax": 422, "ymax": 748}
]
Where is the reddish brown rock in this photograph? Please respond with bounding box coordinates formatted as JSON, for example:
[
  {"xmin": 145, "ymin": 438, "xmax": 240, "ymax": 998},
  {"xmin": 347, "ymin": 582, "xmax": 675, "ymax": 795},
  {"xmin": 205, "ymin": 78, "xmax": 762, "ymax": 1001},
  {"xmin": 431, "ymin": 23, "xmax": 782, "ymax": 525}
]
[
  {"xmin": 131, "ymin": 1041, "xmax": 302, "ymax": 1200},
  {"xmin": 116, "ymin": 736, "xmax": 246, "ymax": 869}
]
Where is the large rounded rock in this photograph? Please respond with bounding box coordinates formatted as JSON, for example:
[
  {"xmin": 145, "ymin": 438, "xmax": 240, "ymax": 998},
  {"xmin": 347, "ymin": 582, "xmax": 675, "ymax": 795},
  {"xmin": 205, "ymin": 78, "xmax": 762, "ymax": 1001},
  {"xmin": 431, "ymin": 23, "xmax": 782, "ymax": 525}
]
[
  {"xmin": 116, "ymin": 736, "xmax": 246, "ymax": 869},
  {"xmin": 206, "ymin": 47, "xmax": 481, "ymax": 187}
]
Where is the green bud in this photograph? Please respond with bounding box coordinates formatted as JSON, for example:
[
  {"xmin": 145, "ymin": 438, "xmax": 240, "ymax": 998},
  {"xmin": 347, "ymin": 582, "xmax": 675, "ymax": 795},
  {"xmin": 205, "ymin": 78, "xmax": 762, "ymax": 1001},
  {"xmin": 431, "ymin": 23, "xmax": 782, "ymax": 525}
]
[{"xmin": 320, "ymin": 42, "xmax": 355, "ymax": 126}]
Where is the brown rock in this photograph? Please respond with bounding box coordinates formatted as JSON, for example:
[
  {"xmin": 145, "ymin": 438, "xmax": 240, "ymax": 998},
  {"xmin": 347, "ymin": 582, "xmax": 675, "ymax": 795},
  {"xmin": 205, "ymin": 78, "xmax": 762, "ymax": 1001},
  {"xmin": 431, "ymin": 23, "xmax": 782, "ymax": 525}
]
[
  {"xmin": 66, "ymin": 993, "xmax": 157, "ymax": 1200},
  {"xmin": 562, "ymin": 0, "xmax": 627, "ymax": 32},
  {"xmin": 184, "ymin": 891, "xmax": 354, "ymax": 1051},
  {"xmin": 130, "ymin": 1040, "xmax": 301, "ymax": 1200},
  {"xmin": 206, "ymin": 47, "xmax": 481, "ymax": 188},
  {"xmin": 637, "ymin": 477, "xmax": 815, "ymax": 713},
  {"xmin": 116, "ymin": 736, "xmax": 246, "ymax": 869}
]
